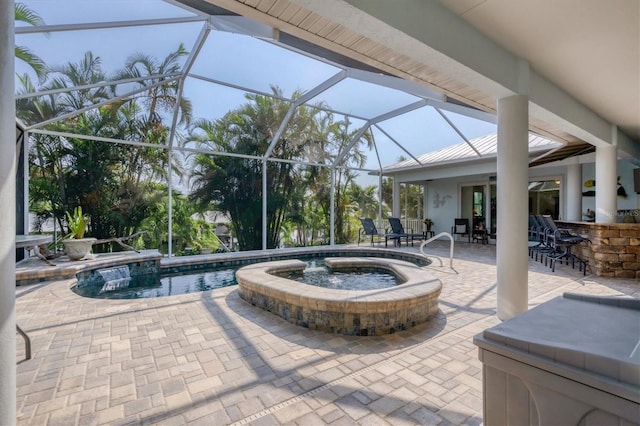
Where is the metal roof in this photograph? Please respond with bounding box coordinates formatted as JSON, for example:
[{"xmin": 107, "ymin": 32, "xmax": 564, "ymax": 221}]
[{"xmin": 383, "ymin": 132, "xmax": 562, "ymax": 172}]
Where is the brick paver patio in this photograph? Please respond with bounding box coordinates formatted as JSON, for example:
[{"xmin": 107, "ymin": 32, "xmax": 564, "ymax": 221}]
[{"xmin": 14, "ymin": 241, "xmax": 639, "ymax": 425}]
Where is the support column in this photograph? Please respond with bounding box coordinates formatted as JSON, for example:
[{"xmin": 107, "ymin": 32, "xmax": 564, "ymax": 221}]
[
  {"xmin": 565, "ymin": 158, "xmax": 582, "ymax": 221},
  {"xmin": 330, "ymin": 168, "xmax": 335, "ymax": 245},
  {"xmin": 595, "ymin": 144, "xmax": 617, "ymax": 223},
  {"xmin": 262, "ymin": 159, "xmax": 268, "ymax": 250},
  {"xmin": 423, "ymin": 183, "xmax": 428, "ymax": 220},
  {"xmin": 167, "ymin": 150, "xmax": 173, "ymax": 257},
  {"xmin": 392, "ymin": 178, "xmax": 400, "ymax": 218},
  {"xmin": 496, "ymin": 95, "xmax": 529, "ymax": 320},
  {"xmin": 378, "ymin": 173, "xmax": 383, "ymax": 223},
  {"xmin": 403, "ymin": 183, "xmax": 408, "ymax": 218},
  {"xmin": 0, "ymin": 0, "xmax": 16, "ymax": 422}
]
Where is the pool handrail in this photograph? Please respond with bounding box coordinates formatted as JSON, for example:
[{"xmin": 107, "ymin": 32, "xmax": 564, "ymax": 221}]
[{"xmin": 420, "ymin": 232, "xmax": 455, "ymax": 270}]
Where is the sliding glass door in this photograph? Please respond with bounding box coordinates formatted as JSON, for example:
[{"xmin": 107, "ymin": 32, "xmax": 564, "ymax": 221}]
[
  {"xmin": 460, "ymin": 179, "xmax": 560, "ymax": 242},
  {"xmin": 461, "ymin": 185, "xmax": 487, "ymax": 230}
]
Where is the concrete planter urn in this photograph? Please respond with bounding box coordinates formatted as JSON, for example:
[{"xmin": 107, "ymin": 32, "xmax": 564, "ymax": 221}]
[
  {"xmin": 63, "ymin": 237, "xmax": 96, "ymax": 260},
  {"xmin": 63, "ymin": 206, "xmax": 94, "ymax": 260}
]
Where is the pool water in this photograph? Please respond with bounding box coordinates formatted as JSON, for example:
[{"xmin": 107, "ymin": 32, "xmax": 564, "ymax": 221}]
[
  {"xmin": 72, "ymin": 267, "xmax": 238, "ymax": 299},
  {"xmin": 72, "ymin": 260, "xmax": 398, "ymax": 299},
  {"xmin": 279, "ymin": 260, "xmax": 398, "ymax": 290}
]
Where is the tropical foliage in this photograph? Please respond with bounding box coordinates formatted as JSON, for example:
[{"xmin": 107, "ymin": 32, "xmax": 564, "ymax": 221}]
[
  {"xmin": 15, "ymin": 3, "xmax": 47, "ymax": 79},
  {"xmin": 188, "ymin": 87, "xmax": 326, "ymax": 250},
  {"xmin": 65, "ymin": 206, "xmax": 89, "ymax": 239},
  {"xmin": 21, "ymin": 46, "xmax": 205, "ymax": 252},
  {"xmin": 18, "ymin": 42, "xmax": 390, "ymax": 253},
  {"xmin": 188, "ymin": 88, "xmax": 382, "ymax": 250}
]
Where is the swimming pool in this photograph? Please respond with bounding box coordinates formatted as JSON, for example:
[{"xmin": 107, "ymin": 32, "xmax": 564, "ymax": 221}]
[
  {"xmin": 67, "ymin": 247, "xmax": 440, "ymax": 335},
  {"xmin": 71, "ymin": 258, "xmax": 399, "ymax": 299},
  {"xmin": 72, "ymin": 265, "xmax": 238, "ymax": 299}
]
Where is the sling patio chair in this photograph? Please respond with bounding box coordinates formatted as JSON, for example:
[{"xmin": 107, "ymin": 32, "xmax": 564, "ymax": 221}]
[
  {"xmin": 539, "ymin": 215, "xmax": 591, "ymax": 275},
  {"xmin": 358, "ymin": 218, "xmax": 403, "ymax": 247},
  {"xmin": 451, "ymin": 218, "xmax": 471, "ymax": 242},
  {"xmin": 387, "ymin": 217, "xmax": 423, "ymax": 246},
  {"xmin": 528, "ymin": 215, "xmax": 556, "ymax": 262}
]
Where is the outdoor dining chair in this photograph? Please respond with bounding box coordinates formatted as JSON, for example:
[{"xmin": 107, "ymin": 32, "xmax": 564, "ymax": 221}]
[{"xmin": 451, "ymin": 218, "xmax": 471, "ymax": 242}]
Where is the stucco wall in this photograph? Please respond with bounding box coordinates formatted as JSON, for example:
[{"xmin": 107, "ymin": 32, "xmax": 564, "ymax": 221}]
[
  {"xmin": 424, "ymin": 180, "xmax": 458, "ymax": 235},
  {"xmin": 582, "ymin": 160, "xmax": 639, "ymax": 214},
  {"xmin": 414, "ymin": 159, "xmax": 638, "ymax": 229}
]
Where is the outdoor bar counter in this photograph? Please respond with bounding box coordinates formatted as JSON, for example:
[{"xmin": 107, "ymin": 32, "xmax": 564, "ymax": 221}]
[{"xmin": 556, "ymin": 220, "xmax": 640, "ymax": 278}]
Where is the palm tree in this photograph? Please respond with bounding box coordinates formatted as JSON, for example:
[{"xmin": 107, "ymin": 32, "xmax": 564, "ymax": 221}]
[
  {"xmin": 15, "ymin": 3, "xmax": 47, "ymax": 80},
  {"xmin": 113, "ymin": 44, "xmax": 192, "ymax": 126},
  {"xmin": 188, "ymin": 87, "xmax": 323, "ymax": 250},
  {"xmin": 324, "ymin": 117, "xmax": 374, "ymax": 243},
  {"xmin": 46, "ymin": 51, "xmax": 111, "ymax": 114},
  {"xmin": 24, "ymin": 49, "xmax": 190, "ymax": 246},
  {"xmin": 349, "ymin": 184, "xmax": 382, "ymax": 220}
]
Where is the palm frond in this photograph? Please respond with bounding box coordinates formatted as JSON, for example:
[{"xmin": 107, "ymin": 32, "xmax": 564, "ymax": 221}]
[{"xmin": 15, "ymin": 3, "xmax": 45, "ymax": 26}]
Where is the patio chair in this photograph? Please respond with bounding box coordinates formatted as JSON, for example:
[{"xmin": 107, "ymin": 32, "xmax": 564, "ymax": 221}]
[
  {"xmin": 451, "ymin": 218, "xmax": 471, "ymax": 242},
  {"xmin": 540, "ymin": 215, "xmax": 590, "ymax": 274},
  {"xmin": 388, "ymin": 217, "xmax": 423, "ymax": 246},
  {"xmin": 358, "ymin": 218, "xmax": 402, "ymax": 247},
  {"xmin": 528, "ymin": 215, "xmax": 553, "ymax": 261}
]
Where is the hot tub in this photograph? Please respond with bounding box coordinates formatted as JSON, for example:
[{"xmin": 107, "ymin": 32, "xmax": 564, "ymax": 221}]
[{"xmin": 236, "ymin": 257, "xmax": 442, "ymax": 336}]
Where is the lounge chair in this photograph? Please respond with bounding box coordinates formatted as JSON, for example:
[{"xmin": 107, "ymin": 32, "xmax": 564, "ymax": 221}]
[
  {"xmin": 451, "ymin": 218, "xmax": 471, "ymax": 242},
  {"xmin": 358, "ymin": 218, "xmax": 403, "ymax": 247},
  {"xmin": 387, "ymin": 217, "xmax": 423, "ymax": 246}
]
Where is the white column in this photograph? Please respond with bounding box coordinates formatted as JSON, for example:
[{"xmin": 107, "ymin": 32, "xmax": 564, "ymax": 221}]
[
  {"xmin": 0, "ymin": 0, "xmax": 16, "ymax": 422},
  {"xmin": 167, "ymin": 150, "xmax": 173, "ymax": 257},
  {"xmin": 565, "ymin": 158, "xmax": 582, "ymax": 221},
  {"xmin": 262, "ymin": 159, "xmax": 268, "ymax": 249},
  {"xmin": 423, "ymin": 183, "xmax": 428, "ymax": 219},
  {"xmin": 392, "ymin": 178, "xmax": 400, "ymax": 218},
  {"xmin": 595, "ymin": 144, "xmax": 617, "ymax": 223},
  {"xmin": 497, "ymin": 95, "xmax": 529, "ymax": 321},
  {"xmin": 377, "ymin": 173, "xmax": 383, "ymax": 222},
  {"xmin": 403, "ymin": 183, "xmax": 408, "ymax": 218},
  {"xmin": 329, "ymin": 168, "xmax": 335, "ymax": 245}
]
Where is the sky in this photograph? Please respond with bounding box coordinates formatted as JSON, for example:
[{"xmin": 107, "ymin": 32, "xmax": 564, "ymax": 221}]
[{"xmin": 16, "ymin": 0, "xmax": 497, "ymax": 188}]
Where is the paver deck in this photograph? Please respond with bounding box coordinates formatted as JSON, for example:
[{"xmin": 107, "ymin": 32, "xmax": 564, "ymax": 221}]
[{"xmin": 14, "ymin": 241, "xmax": 639, "ymax": 425}]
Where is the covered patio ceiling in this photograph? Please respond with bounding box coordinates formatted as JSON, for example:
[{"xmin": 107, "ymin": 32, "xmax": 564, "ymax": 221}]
[
  {"xmin": 15, "ymin": 0, "xmax": 638, "ymax": 177},
  {"xmin": 202, "ymin": 0, "xmax": 638, "ymax": 164}
]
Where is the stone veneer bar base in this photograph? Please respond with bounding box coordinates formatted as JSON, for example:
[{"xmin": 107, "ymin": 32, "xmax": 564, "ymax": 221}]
[
  {"xmin": 236, "ymin": 257, "xmax": 442, "ymax": 336},
  {"xmin": 556, "ymin": 221, "xmax": 640, "ymax": 278}
]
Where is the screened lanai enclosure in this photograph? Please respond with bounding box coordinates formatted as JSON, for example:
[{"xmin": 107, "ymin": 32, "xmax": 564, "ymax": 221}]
[{"xmin": 15, "ymin": 0, "xmax": 498, "ymax": 255}]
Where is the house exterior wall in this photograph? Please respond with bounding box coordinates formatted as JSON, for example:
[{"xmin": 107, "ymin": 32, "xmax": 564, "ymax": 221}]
[
  {"xmin": 424, "ymin": 180, "xmax": 458, "ymax": 236},
  {"xmin": 396, "ymin": 157, "xmax": 639, "ymax": 227},
  {"xmin": 582, "ymin": 160, "xmax": 639, "ymax": 215}
]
